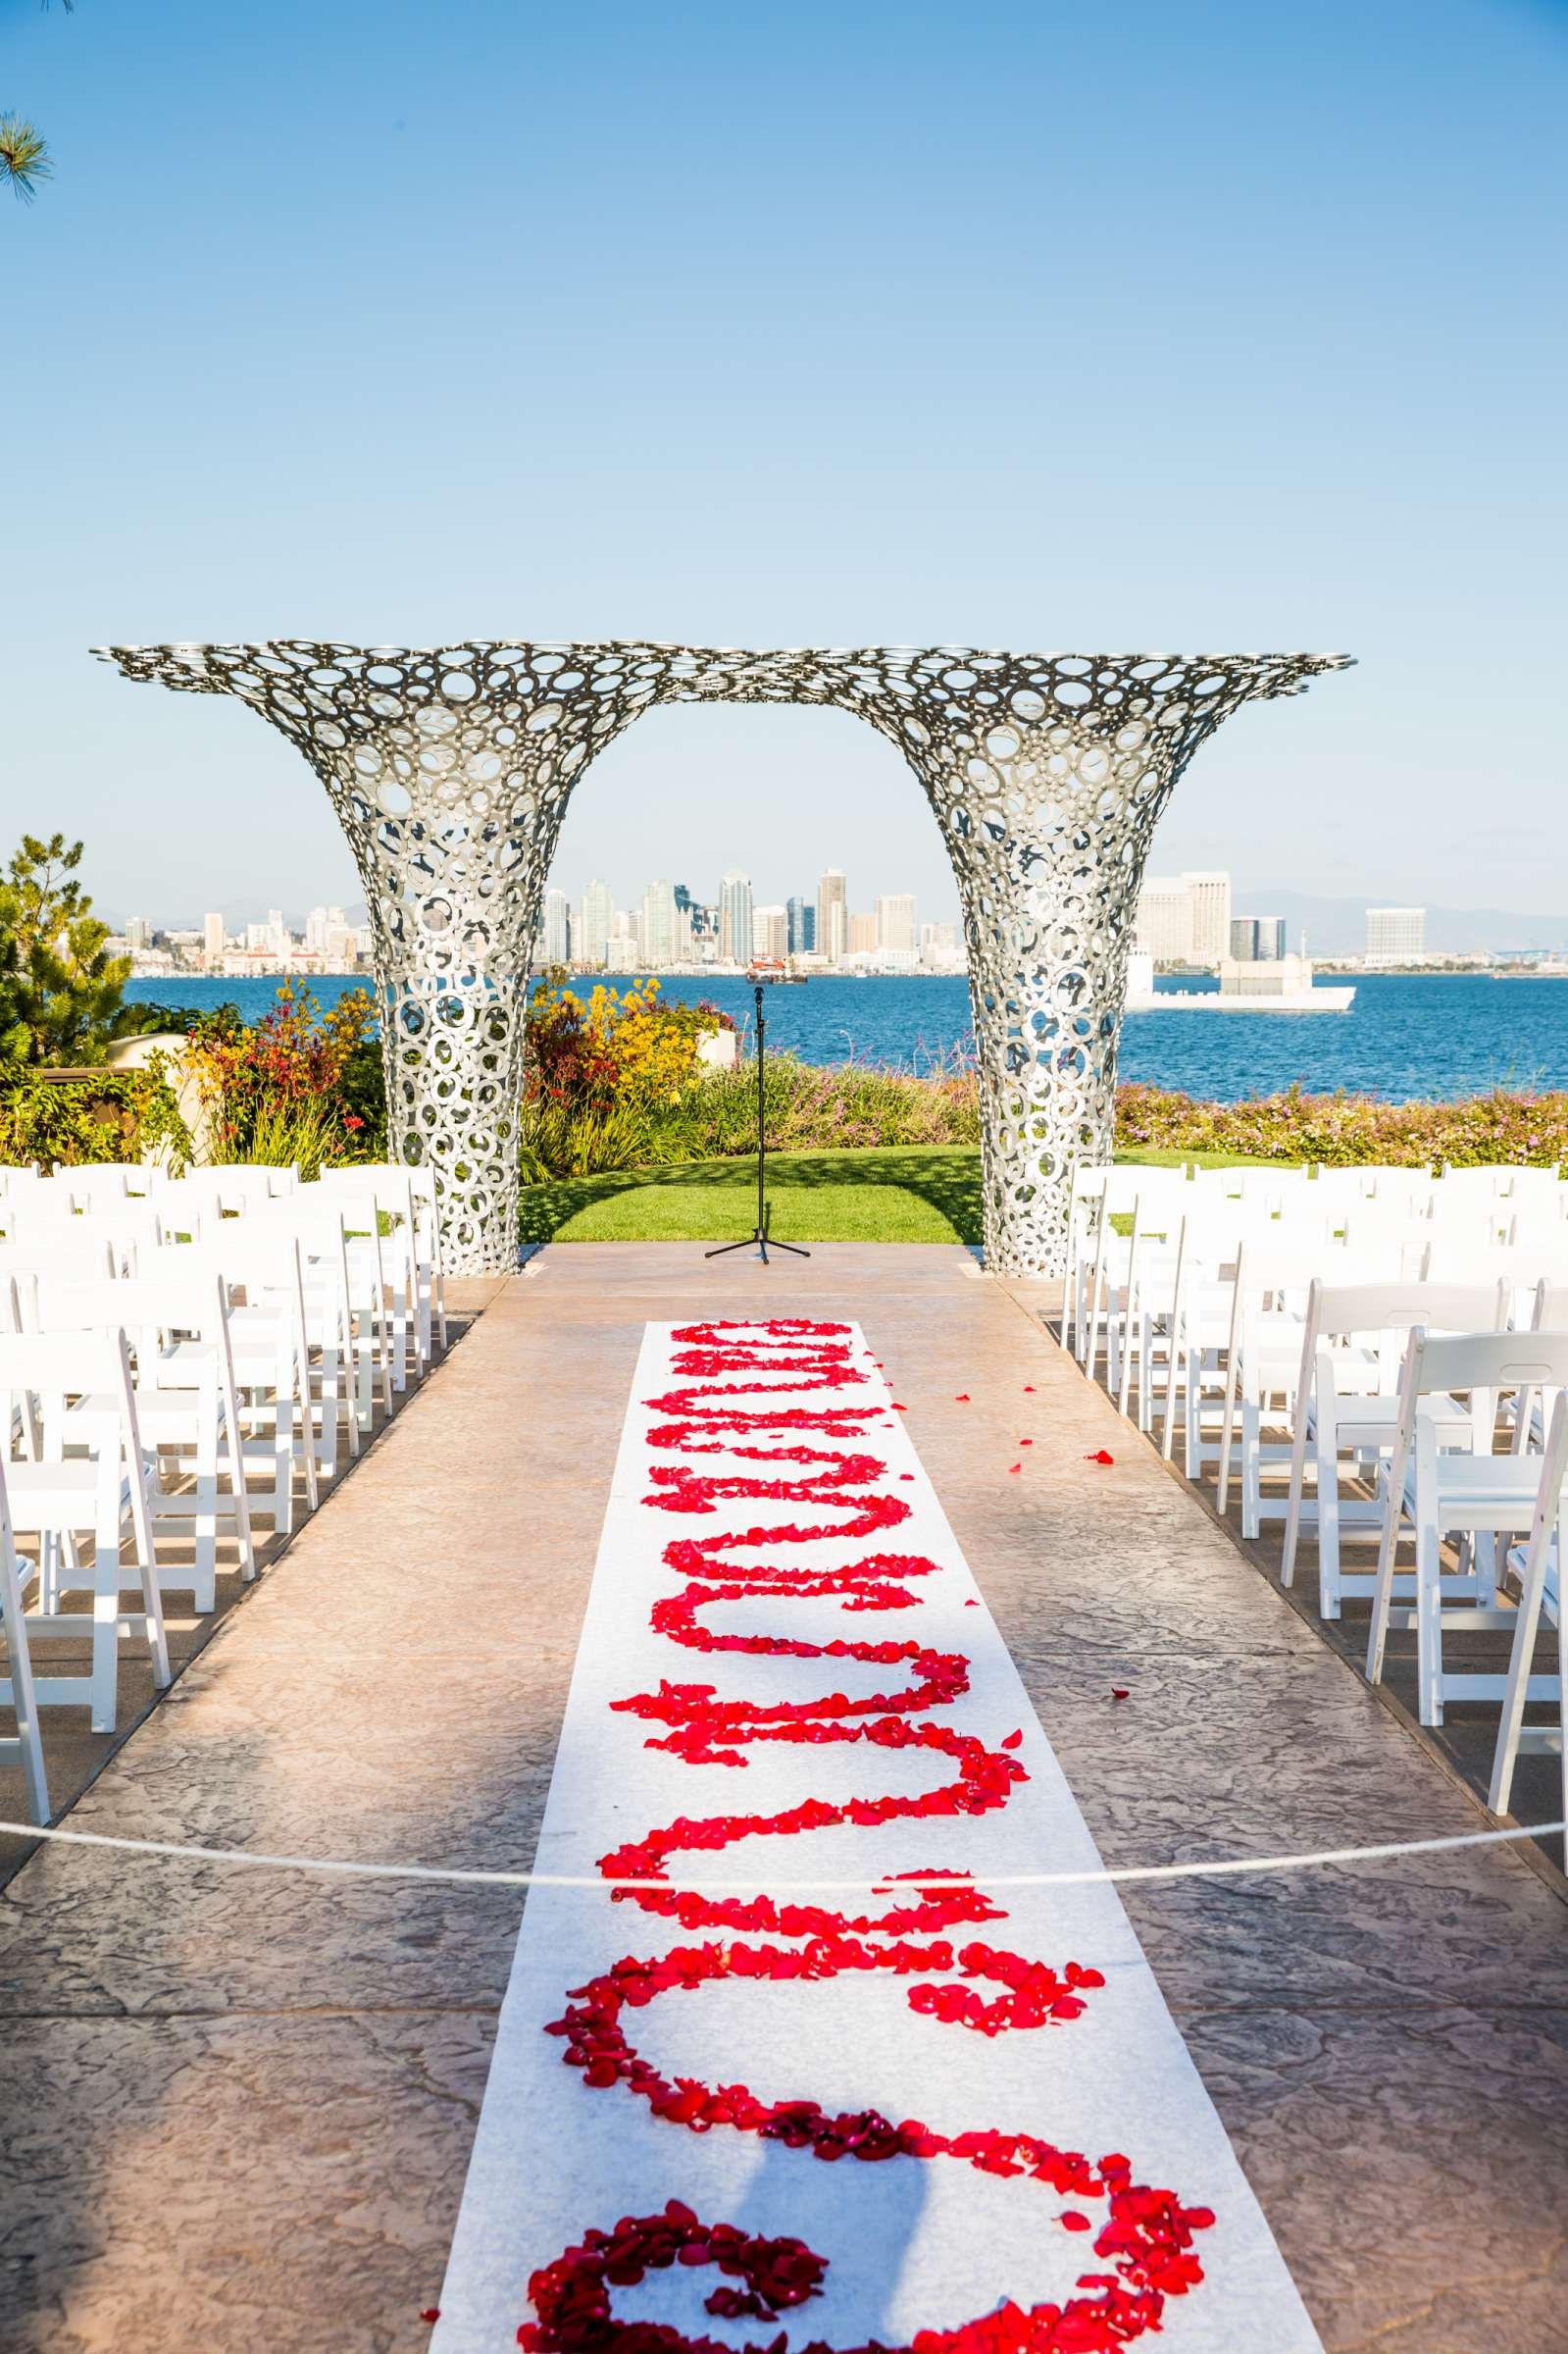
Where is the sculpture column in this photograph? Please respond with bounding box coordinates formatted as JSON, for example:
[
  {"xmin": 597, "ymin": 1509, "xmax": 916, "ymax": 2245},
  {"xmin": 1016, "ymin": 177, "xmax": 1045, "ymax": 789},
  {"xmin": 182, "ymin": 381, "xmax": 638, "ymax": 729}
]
[
  {"xmin": 823, "ymin": 650, "xmax": 1352, "ymax": 1278},
  {"xmin": 95, "ymin": 640, "xmax": 663, "ymax": 1273}
]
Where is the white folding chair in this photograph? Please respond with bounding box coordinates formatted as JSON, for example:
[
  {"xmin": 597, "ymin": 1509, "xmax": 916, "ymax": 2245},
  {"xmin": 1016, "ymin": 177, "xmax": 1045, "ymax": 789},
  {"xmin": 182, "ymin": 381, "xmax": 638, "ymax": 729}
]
[
  {"xmin": 1366, "ymin": 1328, "xmax": 1568, "ymax": 1723},
  {"xmin": 146, "ymin": 1242, "xmax": 307, "ymax": 1543},
  {"xmin": 0, "ymin": 1327, "xmax": 171, "ymax": 1729},
  {"xmin": 255, "ymin": 1199, "xmax": 388, "ymax": 1445},
  {"xmin": 1488, "ymin": 1391, "xmax": 1567, "ymax": 1820},
  {"xmin": 196, "ymin": 1229, "xmax": 322, "ymax": 1511},
  {"xmin": 317, "ymin": 1167, "xmax": 428, "ymax": 1387},
  {"xmin": 1215, "ymin": 1239, "xmax": 1371, "ymax": 1528},
  {"xmin": 1060, "ymin": 1160, "xmax": 1116, "ymax": 1356},
  {"xmin": 31, "ymin": 1268, "xmax": 258, "ymax": 1609},
  {"xmin": 1280, "ymin": 1281, "xmax": 1508, "ymax": 1616}
]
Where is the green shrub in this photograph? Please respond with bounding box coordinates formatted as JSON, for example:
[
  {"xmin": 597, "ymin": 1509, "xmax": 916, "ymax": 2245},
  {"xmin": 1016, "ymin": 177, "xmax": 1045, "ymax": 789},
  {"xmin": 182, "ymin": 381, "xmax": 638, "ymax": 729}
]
[
  {"xmin": 182, "ymin": 981, "xmax": 381, "ymax": 1176},
  {"xmin": 0, "ymin": 1064, "xmax": 192, "ymax": 1169}
]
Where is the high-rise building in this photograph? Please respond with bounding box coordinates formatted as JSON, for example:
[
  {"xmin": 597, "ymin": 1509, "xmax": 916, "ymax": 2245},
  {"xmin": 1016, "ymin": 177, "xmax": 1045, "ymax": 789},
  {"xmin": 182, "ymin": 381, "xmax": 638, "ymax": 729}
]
[
  {"xmin": 719, "ymin": 872, "xmax": 753, "ymax": 964},
  {"xmin": 752, "ymin": 904, "xmax": 788, "ymax": 963},
  {"xmin": 817, "ymin": 869, "xmax": 847, "ymax": 965},
  {"xmin": 875, "ymin": 895, "xmax": 917, "ymax": 954},
  {"xmin": 610, "ymin": 908, "xmax": 638, "ymax": 964},
  {"xmin": 304, "ymin": 905, "xmax": 329, "ymax": 953},
  {"xmin": 849, "ymin": 912, "xmax": 878, "ymax": 954},
  {"xmin": 785, "ymin": 896, "xmax": 816, "ymax": 955},
  {"xmin": 540, "ymin": 888, "xmax": 572, "ymax": 964},
  {"xmin": 124, "ymin": 916, "xmax": 152, "ymax": 950},
  {"xmin": 1135, "ymin": 878, "xmax": 1193, "ymax": 961},
  {"xmin": 1365, "ymin": 906, "xmax": 1425, "ymax": 962},
  {"xmin": 1232, "ymin": 915, "xmax": 1288, "ymax": 961},
  {"xmin": 203, "ymin": 912, "xmax": 225, "ymax": 964},
  {"xmin": 1136, "ymin": 871, "xmax": 1232, "ymax": 964},
  {"xmin": 920, "ymin": 921, "xmax": 957, "ymax": 959},
  {"xmin": 640, "ymin": 879, "xmax": 680, "ymax": 969},
  {"xmin": 578, "ymin": 879, "xmax": 614, "ymax": 968},
  {"xmin": 1182, "ymin": 872, "xmax": 1232, "ymax": 964}
]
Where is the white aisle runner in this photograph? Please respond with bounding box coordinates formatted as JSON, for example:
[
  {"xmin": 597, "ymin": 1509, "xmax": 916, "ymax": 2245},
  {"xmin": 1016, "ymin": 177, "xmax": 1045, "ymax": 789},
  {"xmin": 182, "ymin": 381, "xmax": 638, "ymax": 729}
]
[{"xmin": 434, "ymin": 1319, "xmax": 1321, "ymax": 2354}]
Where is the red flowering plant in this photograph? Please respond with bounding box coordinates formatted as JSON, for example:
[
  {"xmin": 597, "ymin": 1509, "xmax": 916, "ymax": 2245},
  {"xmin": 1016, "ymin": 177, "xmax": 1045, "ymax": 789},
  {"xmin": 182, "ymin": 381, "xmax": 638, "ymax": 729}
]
[{"xmin": 184, "ymin": 982, "xmax": 380, "ymax": 1178}]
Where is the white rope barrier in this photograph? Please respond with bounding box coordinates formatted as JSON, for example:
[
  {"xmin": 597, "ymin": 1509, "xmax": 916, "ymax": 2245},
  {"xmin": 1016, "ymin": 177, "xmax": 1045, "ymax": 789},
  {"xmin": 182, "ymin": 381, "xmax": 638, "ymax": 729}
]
[{"xmin": 0, "ymin": 1815, "xmax": 1559, "ymax": 1893}]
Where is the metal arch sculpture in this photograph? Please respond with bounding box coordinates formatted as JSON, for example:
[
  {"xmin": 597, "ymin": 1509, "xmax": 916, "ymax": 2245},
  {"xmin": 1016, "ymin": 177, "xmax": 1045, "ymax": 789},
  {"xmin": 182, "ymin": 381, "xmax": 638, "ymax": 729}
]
[{"xmin": 93, "ymin": 640, "xmax": 1351, "ymax": 1275}]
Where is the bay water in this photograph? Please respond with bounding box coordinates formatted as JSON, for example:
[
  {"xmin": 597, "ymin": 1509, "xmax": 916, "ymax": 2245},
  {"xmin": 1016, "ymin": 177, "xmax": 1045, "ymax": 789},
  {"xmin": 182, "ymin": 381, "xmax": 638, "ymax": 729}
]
[{"xmin": 126, "ymin": 971, "xmax": 1568, "ymax": 1103}]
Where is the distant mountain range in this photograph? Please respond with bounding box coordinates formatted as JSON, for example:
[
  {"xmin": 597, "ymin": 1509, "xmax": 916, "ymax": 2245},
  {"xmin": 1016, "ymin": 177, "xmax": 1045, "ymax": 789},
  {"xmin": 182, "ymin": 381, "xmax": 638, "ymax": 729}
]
[{"xmin": 1231, "ymin": 890, "xmax": 1568, "ymax": 956}]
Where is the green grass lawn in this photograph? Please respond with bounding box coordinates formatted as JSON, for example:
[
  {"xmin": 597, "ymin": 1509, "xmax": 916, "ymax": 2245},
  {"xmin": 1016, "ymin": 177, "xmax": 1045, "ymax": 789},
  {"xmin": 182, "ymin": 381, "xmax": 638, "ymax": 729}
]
[
  {"xmin": 518, "ymin": 1141, "xmax": 1285, "ymax": 1245},
  {"xmin": 520, "ymin": 1147, "xmax": 985, "ymax": 1244}
]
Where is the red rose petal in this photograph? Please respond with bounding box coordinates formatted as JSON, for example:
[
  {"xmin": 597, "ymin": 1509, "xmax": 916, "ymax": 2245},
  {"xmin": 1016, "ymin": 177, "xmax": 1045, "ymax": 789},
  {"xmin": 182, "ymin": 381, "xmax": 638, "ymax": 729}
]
[
  {"xmin": 1060, "ymin": 2211, "xmax": 1091, "ymax": 2231},
  {"xmin": 1002, "ymin": 1729, "xmax": 1022, "ymax": 1749},
  {"xmin": 420, "ymin": 2312, "xmax": 440, "ymax": 2327},
  {"xmin": 1085, "ymin": 1449, "xmax": 1115, "ymax": 1465},
  {"xmin": 1008, "ymin": 1462, "xmax": 1021, "ymax": 1475},
  {"xmin": 954, "ymin": 1393, "xmax": 970, "ymax": 1402},
  {"xmin": 1111, "ymin": 1687, "xmax": 1131, "ymax": 1701}
]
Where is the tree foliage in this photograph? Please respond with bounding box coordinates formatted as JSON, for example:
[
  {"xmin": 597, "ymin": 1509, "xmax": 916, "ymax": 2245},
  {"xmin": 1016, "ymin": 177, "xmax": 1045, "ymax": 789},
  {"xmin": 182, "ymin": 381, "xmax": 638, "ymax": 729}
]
[
  {"xmin": 0, "ymin": 831, "xmax": 140, "ymax": 1067},
  {"xmin": 3, "ymin": 3, "xmax": 73, "ymax": 203}
]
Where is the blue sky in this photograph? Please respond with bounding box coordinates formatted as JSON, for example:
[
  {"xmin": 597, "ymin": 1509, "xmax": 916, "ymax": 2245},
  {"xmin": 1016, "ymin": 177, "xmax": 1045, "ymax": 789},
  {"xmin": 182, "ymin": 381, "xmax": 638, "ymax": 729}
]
[{"xmin": 2, "ymin": 0, "xmax": 1564, "ymax": 930}]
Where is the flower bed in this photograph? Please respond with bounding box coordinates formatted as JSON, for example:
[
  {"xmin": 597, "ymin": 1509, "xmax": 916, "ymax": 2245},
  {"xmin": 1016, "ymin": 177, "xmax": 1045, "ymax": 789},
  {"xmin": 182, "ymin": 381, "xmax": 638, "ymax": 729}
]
[{"xmin": 1113, "ymin": 1080, "xmax": 1568, "ymax": 1166}]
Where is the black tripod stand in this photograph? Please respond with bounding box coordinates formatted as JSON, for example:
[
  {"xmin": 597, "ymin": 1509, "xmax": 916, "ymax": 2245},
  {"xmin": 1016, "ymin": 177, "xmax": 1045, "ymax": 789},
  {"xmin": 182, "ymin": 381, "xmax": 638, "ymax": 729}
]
[{"xmin": 706, "ymin": 982, "xmax": 810, "ymax": 1264}]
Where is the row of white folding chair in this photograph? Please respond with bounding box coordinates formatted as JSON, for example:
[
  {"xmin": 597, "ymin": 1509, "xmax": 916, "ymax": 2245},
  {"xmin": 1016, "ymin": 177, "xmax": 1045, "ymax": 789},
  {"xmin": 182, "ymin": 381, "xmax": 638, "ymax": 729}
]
[
  {"xmin": 0, "ymin": 1199, "xmax": 207, "ymax": 1265},
  {"xmin": 1154, "ymin": 1208, "xmax": 1380, "ymax": 1471},
  {"xmin": 1162, "ymin": 1212, "xmax": 1566, "ymax": 1480},
  {"xmin": 1142, "ymin": 1202, "xmax": 1423, "ymax": 1467},
  {"xmin": 0, "ymin": 1326, "xmax": 171, "ymax": 1734},
  {"xmin": 1365, "ymin": 1326, "xmax": 1568, "ymax": 1725}
]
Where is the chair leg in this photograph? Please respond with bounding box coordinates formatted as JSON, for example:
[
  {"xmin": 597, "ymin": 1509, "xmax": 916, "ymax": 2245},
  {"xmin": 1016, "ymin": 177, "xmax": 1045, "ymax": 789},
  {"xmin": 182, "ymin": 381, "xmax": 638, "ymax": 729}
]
[
  {"xmin": 1416, "ymin": 1510, "xmax": 1445, "ymax": 1726},
  {"xmin": 1241, "ymin": 1401, "xmax": 1262, "ymax": 1538},
  {"xmin": 1281, "ymin": 1409, "xmax": 1312, "ymax": 1588},
  {"xmin": 1317, "ymin": 1437, "xmax": 1343, "ymax": 1618},
  {"xmin": 1488, "ymin": 1530, "xmax": 1554, "ymax": 1814},
  {"xmin": 193, "ymin": 1389, "xmax": 219, "ymax": 1611},
  {"xmin": 1365, "ymin": 1484, "xmax": 1402, "ymax": 1686},
  {"xmin": 89, "ymin": 1535, "xmax": 120, "ymax": 1733}
]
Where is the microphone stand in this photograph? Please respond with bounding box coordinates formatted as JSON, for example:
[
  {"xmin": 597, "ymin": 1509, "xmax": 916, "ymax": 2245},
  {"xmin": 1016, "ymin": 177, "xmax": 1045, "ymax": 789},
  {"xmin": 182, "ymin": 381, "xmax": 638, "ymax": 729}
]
[{"xmin": 705, "ymin": 981, "xmax": 810, "ymax": 1264}]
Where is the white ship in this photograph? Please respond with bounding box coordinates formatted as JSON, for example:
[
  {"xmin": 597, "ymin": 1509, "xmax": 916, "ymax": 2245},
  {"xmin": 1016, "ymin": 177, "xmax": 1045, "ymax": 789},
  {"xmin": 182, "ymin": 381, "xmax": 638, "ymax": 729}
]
[{"xmin": 1125, "ymin": 950, "xmax": 1354, "ymax": 1013}]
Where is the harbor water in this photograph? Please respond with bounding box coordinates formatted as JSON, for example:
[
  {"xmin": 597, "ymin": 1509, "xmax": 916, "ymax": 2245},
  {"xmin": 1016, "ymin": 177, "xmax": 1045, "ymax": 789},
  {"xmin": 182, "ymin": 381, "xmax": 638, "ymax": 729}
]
[{"xmin": 125, "ymin": 972, "xmax": 1568, "ymax": 1103}]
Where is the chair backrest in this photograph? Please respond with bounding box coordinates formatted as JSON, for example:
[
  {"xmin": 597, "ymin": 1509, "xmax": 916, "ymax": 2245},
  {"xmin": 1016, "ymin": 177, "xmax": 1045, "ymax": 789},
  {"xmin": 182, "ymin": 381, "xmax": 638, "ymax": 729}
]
[
  {"xmin": 1424, "ymin": 1239, "xmax": 1566, "ymax": 1286},
  {"xmin": 1313, "ymin": 1279, "xmax": 1508, "ymax": 1344},
  {"xmin": 31, "ymin": 1267, "xmax": 228, "ymax": 1340},
  {"xmin": 0, "ymin": 1325, "xmax": 135, "ymax": 1401},
  {"xmin": 4, "ymin": 1203, "xmax": 173, "ymax": 1270},
  {"xmin": 1406, "ymin": 1326, "xmax": 1568, "ymax": 1405}
]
